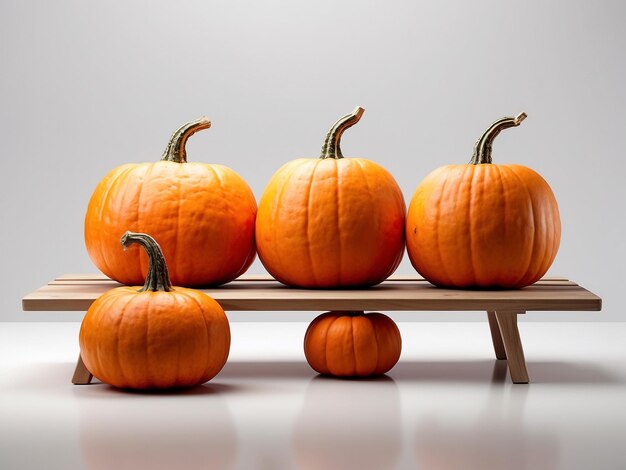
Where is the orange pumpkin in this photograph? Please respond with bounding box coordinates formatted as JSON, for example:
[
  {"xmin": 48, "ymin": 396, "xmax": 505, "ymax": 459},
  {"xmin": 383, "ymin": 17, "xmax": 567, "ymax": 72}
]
[
  {"xmin": 406, "ymin": 112, "xmax": 561, "ymax": 289},
  {"xmin": 256, "ymin": 107, "xmax": 406, "ymax": 287},
  {"xmin": 304, "ymin": 311, "xmax": 402, "ymax": 377},
  {"xmin": 85, "ymin": 117, "xmax": 257, "ymax": 287},
  {"xmin": 79, "ymin": 231, "xmax": 230, "ymax": 390}
]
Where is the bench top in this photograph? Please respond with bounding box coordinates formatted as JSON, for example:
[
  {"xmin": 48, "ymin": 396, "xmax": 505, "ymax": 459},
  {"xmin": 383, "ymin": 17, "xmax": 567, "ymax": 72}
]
[{"xmin": 22, "ymin": 274, "xmax": 602, "ymax": 312}]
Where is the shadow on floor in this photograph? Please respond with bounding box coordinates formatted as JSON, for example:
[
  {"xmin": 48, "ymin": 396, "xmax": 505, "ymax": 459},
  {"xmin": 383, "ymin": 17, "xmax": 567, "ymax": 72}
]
[
  {"xmin": 10, "ymin": 357, "xmax": 624, "ymax": 388},
  {"xmin": 524, "ymin": 361, "xmax": 622, "ymax": 384},
  {"xmin": 218, "ymin": 360, "xmax": 317, "ymax": 379},
  {"xmin": 2, "ymin": 361, "xmax": 81, "ymax": 389},
  {"xmin": 75, "ymin": 381, "xmax": 248, "ymax": 397},
  {"xmin": 392, "ymin": 359, "xmax": 623, "ymax": 384},
  {"xmin": 4, "ymin": 362, "xmax": 253, "ymax": 396},
  {"xmin": 219, "ymin": 360, "xmax": 314, "ymax": 379}
]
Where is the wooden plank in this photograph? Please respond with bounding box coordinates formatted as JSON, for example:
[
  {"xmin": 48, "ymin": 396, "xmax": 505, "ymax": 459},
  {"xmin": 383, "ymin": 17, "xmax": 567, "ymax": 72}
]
[{"xmin": 22, "ymin": 279, "xmax": 602, "ymax": 312}]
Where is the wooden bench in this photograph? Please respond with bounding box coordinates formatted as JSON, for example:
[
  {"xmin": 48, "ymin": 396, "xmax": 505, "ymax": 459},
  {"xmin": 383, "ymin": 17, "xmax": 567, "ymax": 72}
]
[{"xmin": 22, "ymin": 274, "xmax": 602, "ymax": 384}]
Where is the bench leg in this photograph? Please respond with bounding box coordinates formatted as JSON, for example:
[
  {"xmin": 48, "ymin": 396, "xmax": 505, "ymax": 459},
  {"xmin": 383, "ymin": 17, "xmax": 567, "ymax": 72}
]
[
  {"xmin": 494, "ymin": 311, "xmax": 529, "ymax": 384},
  {"xmin": 72, "ymin": 354, "xmax": 93, "ymax": 385},
  {"xmin": 487, "ymin": 311, "xmax": 507, "ymax": 360}
]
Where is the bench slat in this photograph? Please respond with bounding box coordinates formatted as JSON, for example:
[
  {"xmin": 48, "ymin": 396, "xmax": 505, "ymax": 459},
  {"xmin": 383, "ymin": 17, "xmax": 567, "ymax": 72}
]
[{"xmin": 23, "ymin": 277, "xmax": 601, "ymax": 312}]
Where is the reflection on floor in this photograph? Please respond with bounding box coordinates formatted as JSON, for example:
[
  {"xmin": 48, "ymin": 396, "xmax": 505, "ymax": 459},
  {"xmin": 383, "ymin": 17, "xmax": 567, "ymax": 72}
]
[{"xmin": 1, "ymin": 322, "xmax": 625, "ymax": 469}]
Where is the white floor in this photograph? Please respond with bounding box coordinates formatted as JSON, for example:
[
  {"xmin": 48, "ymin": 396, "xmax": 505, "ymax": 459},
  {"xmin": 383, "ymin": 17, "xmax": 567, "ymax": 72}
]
[{"xmin": 1, "ymin": 322, "xmax": 625, "ymax": 470}]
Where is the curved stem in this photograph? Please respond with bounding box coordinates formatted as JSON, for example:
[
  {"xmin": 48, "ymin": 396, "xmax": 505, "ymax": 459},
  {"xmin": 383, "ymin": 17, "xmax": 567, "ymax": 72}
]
[
  {"xmin": 120, "ymin": 231, "xmax": 172, "ymax": 292},
  {"xmin": 470, "ymin": 112, "xmax": 527, "ymax": 164},
  {"xmin": 320, "ymin": 107, "xmax": 365, "ymax": 159},
  {"xmin": 161, "ymin": 117, "xmax": 211, "ymax": 163}
]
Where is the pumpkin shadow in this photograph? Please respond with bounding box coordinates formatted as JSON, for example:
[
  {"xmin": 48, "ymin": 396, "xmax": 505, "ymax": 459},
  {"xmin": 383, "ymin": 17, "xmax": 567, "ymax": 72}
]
[
  {"xmin": 76, "ymin": 381, "xmax": 239, "ymax": 470},
  {"xmin": 292, "ymin": 375, "xmax": 402, "ymax": 470},
  {"xmin": 76, "ymin": 380, "xmax": 247, "ymax": 396}
]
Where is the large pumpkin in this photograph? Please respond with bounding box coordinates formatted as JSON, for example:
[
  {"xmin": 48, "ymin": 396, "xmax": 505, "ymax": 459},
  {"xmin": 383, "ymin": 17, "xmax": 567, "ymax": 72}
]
[
  {"xmin": 85, "ymin": 117, "xmax": 257, "ymax": 287},
  {"xmin": 256, "ymin": 107, "xmax": 406, "ymax": 287},
  {"xmin": 304, "ymin": 311, "xmax": 402, "ymax": 377},
  {"xmin": 79, "ymin": 231, "xmax": 231, "ymax": 390},
  {"xmin": 406, "ymin": 112, "xmax": 561, "ymax": 289}
]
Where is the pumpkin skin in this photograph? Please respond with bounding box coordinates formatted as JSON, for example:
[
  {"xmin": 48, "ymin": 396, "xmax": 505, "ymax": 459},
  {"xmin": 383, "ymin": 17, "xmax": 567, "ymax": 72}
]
[
  {"xmin": 79, "ymin": 232, "xmax": 230, "ymax": 390},
  {"xmin": 85, "ymin": 117, "xmax": 257, "ymax": 287},
  {"xmin": 406, "ymin": 113, "xmax": 561, "ymax": 289},
  {"xmin": 304, "ymin": 311, "xmax": 402, "ymax": 377},
  {"xmin": 256, "ymin": 107, "xmax": 406, "ymax": 288}
]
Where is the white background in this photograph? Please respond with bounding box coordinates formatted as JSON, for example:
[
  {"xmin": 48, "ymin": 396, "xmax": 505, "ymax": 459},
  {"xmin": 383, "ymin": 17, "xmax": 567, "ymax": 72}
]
[{"xmin": 1, "ymin": 1, "xmax": 623, "ymax": 321}]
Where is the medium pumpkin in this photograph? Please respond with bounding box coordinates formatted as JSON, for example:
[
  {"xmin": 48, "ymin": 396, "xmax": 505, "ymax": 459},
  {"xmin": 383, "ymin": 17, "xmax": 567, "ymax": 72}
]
[
  {"xmin": 85, "ymin": 117, "xmax": 257, "ymax": 287},
  {"xmin": 79, "ymin": 231, "xmax": 231, "ymax": 390},
  {"xmin": 406, "ymin": 112, "xmax": 561, "ymax": 289},
  {"xmin": 304, "ymin": 311, "xmax": 402, "ymax": 377},
  {"xmin": 256, "ymin": 107, "xmax": 406, "ymax": 288}
]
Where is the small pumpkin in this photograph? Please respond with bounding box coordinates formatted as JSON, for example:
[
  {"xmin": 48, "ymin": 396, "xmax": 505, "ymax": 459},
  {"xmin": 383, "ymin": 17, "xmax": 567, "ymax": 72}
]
[
  {"xmin": 84, "ymin": 117, "xmax": 257, "ymax": 287},
  {"xmin": 406, "ymin": 112, "xmax": 561, "ymax": 289},
  {"xmin": 79, "ymin": 231, "xmax": 230, "ymax": 390},
  {"xmin": 256, "ymin": 107, "xmax": 406, "ymax": 288},
  {"xmin": 304, "ymin": 311, "xmax": 402, "ymax": 377}
]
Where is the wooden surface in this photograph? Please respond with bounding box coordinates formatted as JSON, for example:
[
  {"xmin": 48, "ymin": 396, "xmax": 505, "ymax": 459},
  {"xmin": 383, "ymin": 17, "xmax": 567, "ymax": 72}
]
[{"xmin": 22, "ymin": 274, "xmax": 602, "ymax": 312}]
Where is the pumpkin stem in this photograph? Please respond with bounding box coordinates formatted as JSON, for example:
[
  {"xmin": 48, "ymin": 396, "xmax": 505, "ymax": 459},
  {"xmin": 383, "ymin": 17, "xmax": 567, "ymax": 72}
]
[
  {"xmin": 470, "ymin": 112, "xmax": 527, "ymax": 164},
  {"xmin": 161, "ymin": 117, "xmax": 211, "ymax": 163},
  {"xmin": 120, "ymin": 231, "xmax": 173, "ymax": 292},
  {"xmin": 320, "ymin": 107, "xmax": 365, "ymax": 159}
]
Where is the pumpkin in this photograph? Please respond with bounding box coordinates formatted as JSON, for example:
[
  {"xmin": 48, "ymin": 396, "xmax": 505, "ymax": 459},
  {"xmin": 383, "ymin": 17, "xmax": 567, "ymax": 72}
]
[
  {"xmin": 406, "ymin": 112, "xmax": 561, "ymax": 289},
  {"xmin": 256, "ymin": 107, "xmax": 406, "ymax": 287},
  {"xmin": 84, "ymin": 117, "xmax": 257, "ymax": 287},
  {"xmin": 79, "ymin": 231, "xmax": 231, "ymax": 390},
  {"xmin": 304, "ymin": 311, "xmax": 402, "ymax": 377}
]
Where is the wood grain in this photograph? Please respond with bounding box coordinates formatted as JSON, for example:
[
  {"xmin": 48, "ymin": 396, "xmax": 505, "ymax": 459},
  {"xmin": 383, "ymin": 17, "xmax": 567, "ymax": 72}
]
[{"xmin": 22, "ymin": 275, "xmax": 601, "ymax": 312}]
